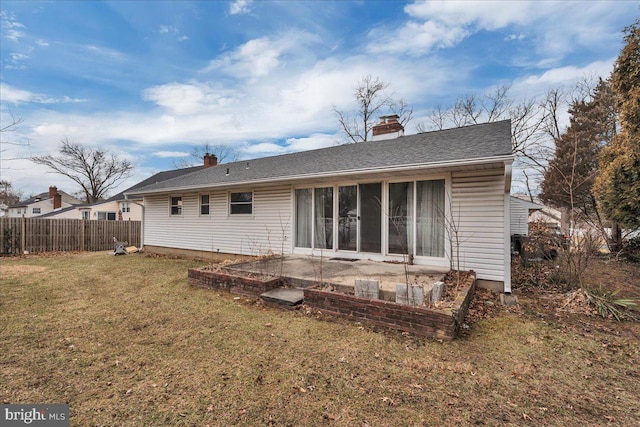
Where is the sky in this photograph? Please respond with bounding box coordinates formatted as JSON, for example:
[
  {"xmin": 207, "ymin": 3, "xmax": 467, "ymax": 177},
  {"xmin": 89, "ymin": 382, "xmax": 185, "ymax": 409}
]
[{"xmin": 0, "ymin": 0, "xmax": 637, "ymax": 199}]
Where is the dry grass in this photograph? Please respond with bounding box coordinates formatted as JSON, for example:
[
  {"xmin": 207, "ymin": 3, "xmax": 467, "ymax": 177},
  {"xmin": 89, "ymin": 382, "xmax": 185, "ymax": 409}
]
[{"xmin": 1, "ymin": 252, "xmax": 639, "ymax": 426}]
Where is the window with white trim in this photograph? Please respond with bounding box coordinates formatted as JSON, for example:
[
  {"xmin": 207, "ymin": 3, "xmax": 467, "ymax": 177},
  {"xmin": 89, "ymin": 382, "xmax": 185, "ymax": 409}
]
[
  {"xmin": 229, "ymin": 192, "xmax": 252, "ymax": 215},
  {"xmin": 120, "ymin": 202, "xmax": 130, "ymax": 213},
  {"xmin": 98, "ymin": 211, "xmax": 117, "ymax": 221},
  {"xmin": 170, "ymin": 196, "xmax": 182, "ymax": 215},
  {"xmin": 200, "ymin": 194, "xmax": 210, "ymax": 215},
  {"xmin": 32, "ymin": 207, "xmax": 41, "ymax": 214},
  {"xmin": 81, "ymin": 211, "xmax": 90, "ymax": 220}
]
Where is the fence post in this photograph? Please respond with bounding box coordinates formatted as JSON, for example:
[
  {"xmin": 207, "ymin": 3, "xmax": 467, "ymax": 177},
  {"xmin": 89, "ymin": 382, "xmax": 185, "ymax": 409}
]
[
  {"xmin": 80, "ymin": 220, "xmax": 85, "ymax": 252},
  {"xmin": 21, "ymin": 215, "xmax": 26, "ymax": 254}
]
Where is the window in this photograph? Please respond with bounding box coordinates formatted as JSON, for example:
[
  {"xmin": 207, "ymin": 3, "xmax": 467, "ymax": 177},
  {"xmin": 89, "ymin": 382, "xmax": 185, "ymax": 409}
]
[
  {"xmin": 229, "ymin": 192, "xmax": 252, "ymax": 215},
  {"xmin": 98, "ymin": 211, "xmax": 117, "ymax": 221},
  {"xmin": 120, "ymin": 202, "xmax": 130, "ymax": 213},
  {"xmin": 81, "ymin": 211, "xmax": 90, "ymax": 220},
  {"xmin": 295, "ymin": 189, "xmax": 312, "ymax": 248},
  {"xmin": 388, "ymin": 182, "xmax": 413, "ymax": 254},
  {"xmin": 200, "ymin": 194, "xmax": 210, "ymax": 215},
  {"xmin": 416, "ymin": 180, "xmax": 445, "ymax": 257},
  {"xmin": 170, "ymin": 196, "xmax": 182, "ymax": 215},
  {"xmin": 32, "ymin": 207, "xmax": 41, "ymax": 214}
]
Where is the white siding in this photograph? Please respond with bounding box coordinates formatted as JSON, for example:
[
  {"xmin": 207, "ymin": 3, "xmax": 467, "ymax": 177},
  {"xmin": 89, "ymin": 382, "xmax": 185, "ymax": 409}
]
[
  {"xmin": 451, "ymin": 169, "xmax": 506, "ymax": 283},
  {"xmin": 510, "ymin": 198, "xmax": 530, "ymax": 236},
  {"xmin": 144, "ymin": 186, "xmax": 292, "ymax": 256}
]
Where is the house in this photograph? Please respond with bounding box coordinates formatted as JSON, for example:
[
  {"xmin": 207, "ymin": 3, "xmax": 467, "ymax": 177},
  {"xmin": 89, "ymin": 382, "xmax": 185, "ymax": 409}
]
[
  {"xmin": 41, "ymin": 166, "xmax": 201, "ymax": 220},
  {"xmin": 127, "ymin": 119, "xmax": 515, "ymax": 293},
  {"xmin": 510, "ymin": 196, "xmax": 544, "ymax": 236},
  {"xmin": 6, "ymin": 187, "xmax": 83, "ymax": 218}
]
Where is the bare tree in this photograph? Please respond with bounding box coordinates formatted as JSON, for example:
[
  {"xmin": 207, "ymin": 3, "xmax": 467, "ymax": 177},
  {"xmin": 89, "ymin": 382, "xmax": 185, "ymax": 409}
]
[
  {"xmin": 334, "ymin": 75, "xmax": 412, "ymax": 143},
  {"xmin": 0, "ymin": 180, "xmax": 22, "ymax": 206},
  {"xmin": 173, "ymin": 143, "xmax": 239, "ymax": 168},
  {"xmin": 31, "ymin": 138, "xmax": 133, "ymax": 203}
]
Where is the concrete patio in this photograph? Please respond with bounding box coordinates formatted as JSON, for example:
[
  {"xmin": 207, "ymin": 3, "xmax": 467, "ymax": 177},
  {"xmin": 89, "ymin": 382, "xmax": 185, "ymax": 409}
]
[{"xmin": 223, "ymin": 255, "xmax": 448, "ymax": 294}]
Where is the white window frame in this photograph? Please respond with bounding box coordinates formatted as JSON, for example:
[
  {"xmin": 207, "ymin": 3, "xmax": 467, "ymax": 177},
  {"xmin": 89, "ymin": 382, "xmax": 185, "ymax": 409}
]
[
  {"xmin": 120, "ymin": 202, "xmax": 130, "ymax": 213},
  {"xmin": 98, "ymin": 211, "xmax": 117, "ymax": 221},
  {"xmin": 32, "ymin": 207, "xmax": 41, "ymax": 214},
  {"xmin": 170, "ymin": 196, "xmax": 183, "ymax": 216},
  {"xmin": 199, "ymin": 194, "xmax": 210, "ymax": 216},
  {"xmin": 81, "ymin": 210, "xmax": 90, "ymax": 220},
  {"xmin": 229, "ymin": 191, "xmax": 253, "ymax": 215}
]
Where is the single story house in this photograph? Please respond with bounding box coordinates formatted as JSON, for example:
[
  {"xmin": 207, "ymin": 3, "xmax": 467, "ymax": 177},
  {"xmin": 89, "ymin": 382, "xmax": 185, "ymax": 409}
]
[
  {"xmin": 510, "ymin": 196, "xmax": 544, "ymax": 236},
  {"xmin": 6, "ymin": 186, "xmax": 83, "ymax": 218},
  {"xmin": 127, "ymin": 118, "xmax": 515, "ymax": 293},
  {"xmin": 42, "ymin": 166, "xmax": 201, "ymax": 221}
]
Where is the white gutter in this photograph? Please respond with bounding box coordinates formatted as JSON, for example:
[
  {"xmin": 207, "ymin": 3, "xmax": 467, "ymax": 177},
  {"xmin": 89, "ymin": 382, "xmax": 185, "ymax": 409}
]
[{"xmin": 126, "ymin": 154, "xmax": 515, "ymax": 198}]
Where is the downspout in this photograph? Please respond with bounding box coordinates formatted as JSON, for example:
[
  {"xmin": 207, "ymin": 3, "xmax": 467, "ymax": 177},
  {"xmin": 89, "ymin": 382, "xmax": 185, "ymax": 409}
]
[
  {"xmin": 126, "ymin": 196, "xmax": 145, "ymax": 251},
  {"xmin": 503, "ymin": 160, "xmax": 513, "ymax": 294}
]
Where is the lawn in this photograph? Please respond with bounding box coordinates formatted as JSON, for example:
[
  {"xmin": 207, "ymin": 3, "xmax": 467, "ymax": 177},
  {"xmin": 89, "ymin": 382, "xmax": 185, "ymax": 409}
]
[{"xmin": 1, "ymin": 252, "xmax": 639, "ymax": 426}]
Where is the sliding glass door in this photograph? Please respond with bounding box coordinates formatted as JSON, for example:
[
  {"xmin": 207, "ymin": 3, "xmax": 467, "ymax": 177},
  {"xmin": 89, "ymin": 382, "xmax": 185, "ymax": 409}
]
[
  {"xmin": 338, "ymin": 185, "xmax": 357, "ymax": 251},
  {"xmin": 359, "ymin": 183, "xmax": 382, "ymax": 253},
  {"xmin": 388, "ymin": 182, "xmax": 413, "ymax": 254}
]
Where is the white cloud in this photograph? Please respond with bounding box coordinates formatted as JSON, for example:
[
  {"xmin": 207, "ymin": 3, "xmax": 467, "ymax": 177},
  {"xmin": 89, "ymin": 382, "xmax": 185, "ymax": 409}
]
[
  {"xmin": 368, "ymin": 0, "xmax": 634, "ymax": 60},
  {"xmin": 35, "ymin": 39, "xmax": 49, "ymax": 47},
  {"xmin": 514, "ymin": 59, "xmax": 615, "ymax": 90},
  {"xmin": 241, "ymin": 142, "xmax": 286, "ymax": 155},
  {"xmin": 153, "ymin": 151, "xmax": 190, "ymax": 158},
  {"xmin": 159, "ymin": 25, "xmax": 177, "ymax": 34},
  {"xmin": 143, "ymin": 82, "xmax": 236, "ymax": 116},
  {"xmin": 0, "ymin": 83, "xmax": 86, "ymax": 105},
  {"xmin": 6, "ymin": 29, "xmax": 24, "ymax": 42},
  {"xmin": 285, "ymin": 133, "xmax": 340, "ymax": 151},
  {"xmin": 204, "ymin": 37, "xmax": 284, "ymax": 78},
  {"xmin": 229, "ymin": 0, "xmax": 253, "ymax": 15}
]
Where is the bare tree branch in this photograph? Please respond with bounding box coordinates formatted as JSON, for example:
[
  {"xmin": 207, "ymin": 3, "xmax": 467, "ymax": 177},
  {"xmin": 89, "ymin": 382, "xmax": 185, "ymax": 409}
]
[
  {"xmin": 173, "ymin": 143, "xmax": 240, "ymax": 168},
  {"xmin": 334, "ymin": 75, "xmax": 412, "ymax": 143},
  {"xmin": 30, "ymin": 138, "xmax": 133, "ymax": 203}
]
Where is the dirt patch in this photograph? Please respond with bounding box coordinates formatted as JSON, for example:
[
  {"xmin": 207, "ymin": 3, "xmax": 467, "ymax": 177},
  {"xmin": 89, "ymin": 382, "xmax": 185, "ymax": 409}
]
[{"xmin": 0, "ymin": 264, "xmax": 48, "ymax": 275}]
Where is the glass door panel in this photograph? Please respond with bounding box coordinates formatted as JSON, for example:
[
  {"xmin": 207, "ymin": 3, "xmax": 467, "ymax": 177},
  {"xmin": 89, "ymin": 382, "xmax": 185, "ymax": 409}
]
[
  {"xmin": 359, "ymin": 183, "xmax": 382, "ymax": 253},
  {"xmin": 314, "ymin": 187, "xmax": 333, "ymax": 249},
  {"xmin": 388, "ymin": 182, "xmax": 413, "ymax": 254},
  {"xmin": 338, "ymin": 185, "xmax": 357, "ymax": 251}
]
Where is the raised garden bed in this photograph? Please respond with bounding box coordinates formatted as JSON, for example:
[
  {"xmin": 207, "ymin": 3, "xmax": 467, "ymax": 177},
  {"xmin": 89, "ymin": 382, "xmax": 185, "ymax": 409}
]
[
  {"xmin": 188, "ymin": 266, "xmax": 282, "ymax": 297},
  {"xmin": 303, "ymin": 271, "xmax": 476, "ymax": 340}
]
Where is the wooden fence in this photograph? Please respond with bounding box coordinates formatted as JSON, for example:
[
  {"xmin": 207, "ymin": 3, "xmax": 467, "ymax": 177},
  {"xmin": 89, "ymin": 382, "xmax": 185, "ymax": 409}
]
[{"xmin": 0, "ymin": 217, "xmax": 141, "ymax": 254}]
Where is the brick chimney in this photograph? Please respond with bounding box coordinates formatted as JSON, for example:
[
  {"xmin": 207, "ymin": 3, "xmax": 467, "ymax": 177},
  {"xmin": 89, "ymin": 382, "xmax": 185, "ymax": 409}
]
[
  {"xmin": 203, "ymin": 153, "xmax": 218, "ymax": 168},
  {"xmin": 53, "ymin": 192, "xmax": 62, "ymax": 209},
  {"xmin": 49, "ymin": 186, "xmax": 62, "ymax": 209},
  {"xmin": 371, "ymin": 115, "xmax": 404, "ymax": 141}
]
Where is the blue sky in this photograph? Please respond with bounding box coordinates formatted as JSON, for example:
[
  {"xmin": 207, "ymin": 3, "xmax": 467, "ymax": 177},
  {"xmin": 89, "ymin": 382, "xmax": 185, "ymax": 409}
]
[{"xmin": 1, "ymin": 0, "xmax": 637, "ymax": 198}]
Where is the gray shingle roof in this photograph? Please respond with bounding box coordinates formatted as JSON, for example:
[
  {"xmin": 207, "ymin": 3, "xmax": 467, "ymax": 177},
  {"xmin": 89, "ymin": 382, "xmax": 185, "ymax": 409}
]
[
  {"xmin": 9, "ymin": 190, "xmax": 82, "ymax": 208},
  {"xmin": 127, "ymin": 120, "xmax": 512, "ymax": 196}
]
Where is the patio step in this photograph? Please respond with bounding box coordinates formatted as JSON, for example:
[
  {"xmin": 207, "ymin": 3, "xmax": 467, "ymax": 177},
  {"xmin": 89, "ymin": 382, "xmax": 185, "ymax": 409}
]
[{"xmin": 260, "ymin": 288, "xmax": 304, "ymax": 309}]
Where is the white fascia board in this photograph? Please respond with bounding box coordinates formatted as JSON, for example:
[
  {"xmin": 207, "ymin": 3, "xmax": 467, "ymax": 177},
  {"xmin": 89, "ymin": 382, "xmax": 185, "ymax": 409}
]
[{"xmin": 126, "ymin": 154, "xmax": 515, "ymax": 197}]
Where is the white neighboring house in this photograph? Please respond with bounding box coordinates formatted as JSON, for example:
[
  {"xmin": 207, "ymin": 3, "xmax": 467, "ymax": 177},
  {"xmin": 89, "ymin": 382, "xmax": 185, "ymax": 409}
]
[
  {"xmin": 41, "ymin": 166, "xmax": 202, "ymax": 221},
  {"xmin": 6, "ymin": 187, "xmax": 83, "ymax": 218},
  {"xmin": 510, "ymin": 196, "xmax": 544, "ymax": 236},
  {"xmin": 127, "ymin": 119, "xmax": 516, "ymax": 293}
]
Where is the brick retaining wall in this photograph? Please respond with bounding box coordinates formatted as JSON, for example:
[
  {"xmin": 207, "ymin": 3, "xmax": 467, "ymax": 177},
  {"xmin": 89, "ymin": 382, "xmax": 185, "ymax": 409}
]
[
  {"xmin": 304, "ymin": 274, "xmax": 476, "ymax": 340},
  {"xmin": 188, "ymin": 268, "xmax": 281, "ymax": 297}
]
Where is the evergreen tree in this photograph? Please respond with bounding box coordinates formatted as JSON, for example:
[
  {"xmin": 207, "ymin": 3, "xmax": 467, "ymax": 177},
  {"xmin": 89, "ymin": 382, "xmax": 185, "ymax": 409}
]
[
  {"xmin": 540, "ymin": 79, "xmax": 617, "ymax": 220},
  {"xmin": 594, "ymin": 20, "xmax": 640, "ymax": 230}
]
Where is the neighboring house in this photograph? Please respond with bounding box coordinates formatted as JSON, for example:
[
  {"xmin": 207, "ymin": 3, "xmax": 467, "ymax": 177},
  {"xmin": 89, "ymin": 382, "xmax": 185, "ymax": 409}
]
[
  {"xmin": 6, "ymin": 187, "xmax": 83, "ymax": 218},
  {"xmin": 127, "ymin": 118, "xmax": 515, "ymax": 293},
  {"xmin": 510, "ymin": 196, "xmax": 544, "ymax": 236},
  {"xmin": 42, "ymin": 166, "xmax": 201, "ymax": 220}
]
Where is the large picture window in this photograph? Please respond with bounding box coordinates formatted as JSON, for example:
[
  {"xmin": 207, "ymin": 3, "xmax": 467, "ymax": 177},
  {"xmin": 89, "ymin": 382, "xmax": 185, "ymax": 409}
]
[
  {"xmin": 170, "ymin": 196, "xmax": 182, "ymax": 215},
  {"xmin": 230, "ymin": 192, "xmax": 252, "ymax": 215}
]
